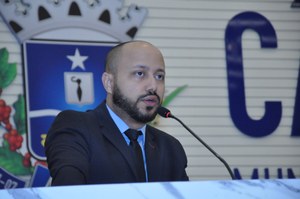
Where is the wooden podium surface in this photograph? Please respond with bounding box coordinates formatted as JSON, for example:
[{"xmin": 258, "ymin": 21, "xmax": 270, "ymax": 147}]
[{"xmin": 0, "ymin": 179, "xmax": 299, "ymax": 199}]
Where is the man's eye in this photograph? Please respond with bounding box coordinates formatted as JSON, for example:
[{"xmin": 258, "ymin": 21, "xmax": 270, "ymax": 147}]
[
  {"xmin": 156, "ymin": 74, "xmax": 165, "ymax": 80},
  {"xmin": 136, "ymin": 71, "xmax": 144, "ymax": 77}
]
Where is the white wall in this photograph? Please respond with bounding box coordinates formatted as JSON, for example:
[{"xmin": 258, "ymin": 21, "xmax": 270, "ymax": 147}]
[{"xmin": 126, "ymin": 0, "xmax": 300, "ymax": 180}]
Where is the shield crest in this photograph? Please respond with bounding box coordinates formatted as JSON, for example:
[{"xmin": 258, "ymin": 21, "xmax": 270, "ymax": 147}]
[{"xmin": 22, "ymin": 40, "xmax": 115, "ymax": 160}]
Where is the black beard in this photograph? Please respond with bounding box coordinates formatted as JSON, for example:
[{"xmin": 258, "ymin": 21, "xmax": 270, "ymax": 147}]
[{"xmin": 112, "ymin": 85, "xmax": 159, "ymax": 123}]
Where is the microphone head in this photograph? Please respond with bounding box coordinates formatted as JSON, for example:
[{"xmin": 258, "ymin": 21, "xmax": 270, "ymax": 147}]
[{"xmin": 157, "ymin": 106, "xmax": 172, "ymax": 118}]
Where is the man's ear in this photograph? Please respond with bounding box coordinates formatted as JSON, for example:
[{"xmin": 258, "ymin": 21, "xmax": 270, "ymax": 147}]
[{"xmin": 102, "ymin": 72, "xmax": 113, "ymax": 94}]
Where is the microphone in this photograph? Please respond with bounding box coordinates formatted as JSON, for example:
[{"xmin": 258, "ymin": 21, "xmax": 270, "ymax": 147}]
[{"xmin": 157, "ymin": 106, "xmax": 236, "ymax": 180}]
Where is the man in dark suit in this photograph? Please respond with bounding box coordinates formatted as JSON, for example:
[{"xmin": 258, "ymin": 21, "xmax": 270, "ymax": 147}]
[{"xmin": 45, "ymin": 40, "xmax": 189, "ymax": 185}]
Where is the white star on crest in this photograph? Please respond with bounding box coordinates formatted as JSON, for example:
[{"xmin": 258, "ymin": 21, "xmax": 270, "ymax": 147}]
[{"xmin": 67, "ymin": 48, "xmax": 88, "ymax": 70}]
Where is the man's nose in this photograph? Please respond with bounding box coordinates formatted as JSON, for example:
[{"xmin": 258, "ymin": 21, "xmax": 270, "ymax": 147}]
[{"xmin": 146, "ymin": 76, "xmax": 158, "ymax": 92}]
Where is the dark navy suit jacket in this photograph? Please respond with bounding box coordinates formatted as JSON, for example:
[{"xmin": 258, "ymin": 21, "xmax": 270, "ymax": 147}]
[{"xmin": 45, "ymin": 101, "xmax": 189, "ymax": 185}]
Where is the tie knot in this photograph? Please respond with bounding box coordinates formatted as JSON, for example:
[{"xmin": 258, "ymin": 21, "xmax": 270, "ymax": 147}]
[{"xmin": 125, "ymin": 129, "xmax": 142, "ymax": 142}]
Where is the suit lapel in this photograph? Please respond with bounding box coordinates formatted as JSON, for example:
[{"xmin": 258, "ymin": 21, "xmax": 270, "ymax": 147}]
[
  {"xmin": 145, "ymin": 126, "xmax": 162, "ymax": 181},
  {"xmin": 94, "ymin": 103, "xmax": 141, "ymax": 181}
]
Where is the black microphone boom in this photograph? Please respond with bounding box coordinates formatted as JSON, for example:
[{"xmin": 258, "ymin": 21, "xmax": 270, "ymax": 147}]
[{"xmin": 157, "ymin": 106, "xmax": 235, "ymax": 180}]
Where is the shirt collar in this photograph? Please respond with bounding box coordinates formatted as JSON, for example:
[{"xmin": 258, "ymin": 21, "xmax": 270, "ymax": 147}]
[{"xmin": 106, "ymin": 104, "xmax": 146, "ymax": 141}]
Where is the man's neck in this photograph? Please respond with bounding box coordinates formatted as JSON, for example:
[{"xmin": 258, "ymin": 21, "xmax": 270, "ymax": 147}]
[{"xmin": 106, "ymin": 102, "xmax": 145, "ymax": 130}]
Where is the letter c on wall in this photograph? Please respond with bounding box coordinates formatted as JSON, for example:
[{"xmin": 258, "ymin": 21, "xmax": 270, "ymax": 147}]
[{"xmin": 225, "ymin": 11, "xmax": 282, "ymax": 137}]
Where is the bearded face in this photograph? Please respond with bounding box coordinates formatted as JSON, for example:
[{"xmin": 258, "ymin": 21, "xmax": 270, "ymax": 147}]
[{"xmin": 112, "ymin": 83, "xmax": 160, "ymax": 123}]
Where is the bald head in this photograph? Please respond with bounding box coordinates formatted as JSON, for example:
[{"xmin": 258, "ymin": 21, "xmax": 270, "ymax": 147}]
[{"xmin": 105, "ymin": 41, "xmax": 164, "ymax": 75}]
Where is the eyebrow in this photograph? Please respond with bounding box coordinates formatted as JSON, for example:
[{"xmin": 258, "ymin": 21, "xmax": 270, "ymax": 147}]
[{"xmin": 134, "ymin": 65, "xmax": 165, "ymax": 73}]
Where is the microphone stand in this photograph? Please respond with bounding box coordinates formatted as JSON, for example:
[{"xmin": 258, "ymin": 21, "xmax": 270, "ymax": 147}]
[{"xmin": 168, "ymin": 114, "xmax": 236, "ymax": 180}]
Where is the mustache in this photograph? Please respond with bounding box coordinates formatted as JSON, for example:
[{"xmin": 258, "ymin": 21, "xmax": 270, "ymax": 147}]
[{"xmin": 138, "ymin": 91, "xmax": 161, "ymax": 103}]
